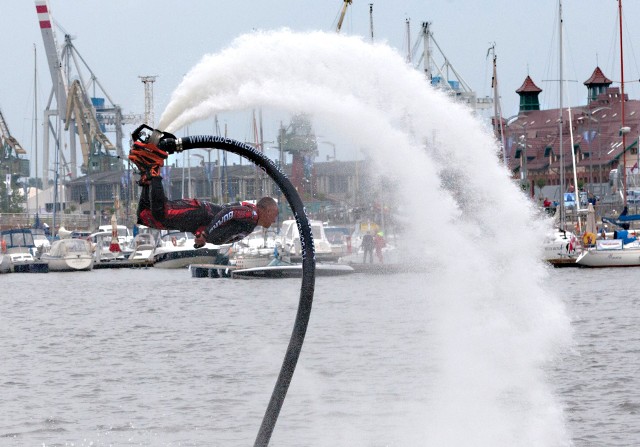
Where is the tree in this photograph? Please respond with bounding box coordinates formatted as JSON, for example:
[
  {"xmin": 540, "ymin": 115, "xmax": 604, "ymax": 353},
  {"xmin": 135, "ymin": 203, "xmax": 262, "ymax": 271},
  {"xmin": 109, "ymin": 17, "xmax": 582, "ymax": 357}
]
[{"xmin": 0, "ymin": 177, "xmax": 25, "ymax": 213}]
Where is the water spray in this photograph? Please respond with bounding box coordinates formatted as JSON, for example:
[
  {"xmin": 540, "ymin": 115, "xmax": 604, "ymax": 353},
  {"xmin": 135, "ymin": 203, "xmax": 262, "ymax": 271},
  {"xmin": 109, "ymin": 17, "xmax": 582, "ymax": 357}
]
[{"xmin": 132, "ymin": 124, "xmax": 316, "ymax": 447}]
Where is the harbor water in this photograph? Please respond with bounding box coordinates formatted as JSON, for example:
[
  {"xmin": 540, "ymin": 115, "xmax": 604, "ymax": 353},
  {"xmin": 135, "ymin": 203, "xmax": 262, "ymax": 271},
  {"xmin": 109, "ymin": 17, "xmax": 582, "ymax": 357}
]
[
  {"xmin": 2, "ymin": 27, "xmax": 635, "ymax": 447},
  {"xmin": 0, "ymin": 266, "xmax": 638, "ymax": 447}
]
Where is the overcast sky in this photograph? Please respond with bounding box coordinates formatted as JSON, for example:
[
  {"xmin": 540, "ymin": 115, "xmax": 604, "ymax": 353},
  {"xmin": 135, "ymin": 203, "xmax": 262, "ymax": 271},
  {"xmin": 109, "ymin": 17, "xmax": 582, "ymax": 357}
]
[{"xmin": 2, "ymin": 0, "xmax": 640, "ymax": 167}]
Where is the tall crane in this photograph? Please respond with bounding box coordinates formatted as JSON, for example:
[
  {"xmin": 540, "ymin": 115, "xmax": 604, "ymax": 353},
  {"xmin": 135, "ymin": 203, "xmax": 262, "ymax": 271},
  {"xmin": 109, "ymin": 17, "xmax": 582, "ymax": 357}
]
[
  {"xmin": 336, "ymin": 0, "xmax": 352, "ymax": 33},
  {"xmin": 35, "ymin": 0, "xmax": 138, "ymax": 179},
  {"xmin": 35, "ymin": 0, "xmax": 67, "ymax": 184},
  {"xmin": 65, "ymin": 80, "xmax": 117, "ymax": 173},
  {"xmin": 411, "ymin": 21, "xmax": 493, "ymax": 113},
  {"xmin": 0, "ymin": 108, "xmax": 30, "ymax": 181}
]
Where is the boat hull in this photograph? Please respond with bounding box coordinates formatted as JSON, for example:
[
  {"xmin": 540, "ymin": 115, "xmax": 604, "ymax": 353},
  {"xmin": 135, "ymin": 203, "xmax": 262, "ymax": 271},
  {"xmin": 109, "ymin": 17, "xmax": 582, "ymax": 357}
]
[
  {"xmin": 153, "ymin": 248, "xmax": 220, "ymax": 269},
  {"xmin": 231, "ymin": 263, "xmax": 354, "ymax": 279},
  {"xmin": 576, "ymin": 248, "xmax": 640, "ymax": 267},
  {"xmin": 44, "ymin": 255, "xmax": 94, "ymax": 272}
]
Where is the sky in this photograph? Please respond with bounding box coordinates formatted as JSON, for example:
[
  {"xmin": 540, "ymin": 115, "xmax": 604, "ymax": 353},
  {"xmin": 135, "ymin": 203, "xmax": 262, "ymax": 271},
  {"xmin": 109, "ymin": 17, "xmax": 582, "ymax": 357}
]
[{"xmin": 2, "ymin": 0, "xmax": 640, "ymax": 171}]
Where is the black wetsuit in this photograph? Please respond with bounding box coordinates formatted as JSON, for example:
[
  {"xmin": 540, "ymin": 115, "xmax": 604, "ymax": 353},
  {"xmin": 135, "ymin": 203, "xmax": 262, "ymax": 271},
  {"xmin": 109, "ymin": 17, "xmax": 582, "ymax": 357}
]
[{"xmin": 137, "ymin": 177, "xmax": 259, "ymax": 245}]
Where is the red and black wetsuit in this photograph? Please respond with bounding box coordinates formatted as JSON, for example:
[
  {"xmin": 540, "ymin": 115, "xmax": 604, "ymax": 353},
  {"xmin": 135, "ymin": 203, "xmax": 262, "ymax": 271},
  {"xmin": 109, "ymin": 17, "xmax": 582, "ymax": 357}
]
[{"xmin": 137, "ymin": 177, "xmax": 259, "ymax": 245}]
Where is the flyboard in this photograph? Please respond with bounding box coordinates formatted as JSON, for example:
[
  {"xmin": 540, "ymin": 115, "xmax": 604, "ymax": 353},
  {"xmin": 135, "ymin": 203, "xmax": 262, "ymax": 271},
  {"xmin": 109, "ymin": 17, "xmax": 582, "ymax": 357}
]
[
  {"xmin": 131, "ymin": 125, "xmax": 316, "ymax": 447},
  {"xmin": 232, "ymin": 257, "xmax": 354, "ymax": 279}
]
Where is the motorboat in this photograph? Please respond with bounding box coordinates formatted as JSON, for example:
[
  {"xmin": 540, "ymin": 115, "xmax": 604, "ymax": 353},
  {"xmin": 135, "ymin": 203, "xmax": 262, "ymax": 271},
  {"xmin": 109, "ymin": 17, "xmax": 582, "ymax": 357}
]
[
  {"xmin": 277, "ymin": 219, "xmax": 337, "ymax": 262},
  {"xmin": 91, "ymin": 231, "xmax": 132, "ymax": 262},
  {"xmin": 41, "ymin": 238, "xmax": 94, "ymax": 271},
  {"xmin": 153, "ymin": 231, "xmax": 225, "ymax": 269},
  {"xmin": 0, "ymin": 228, "xmax": 49, "ymax": 273},
  {"xmin": 231, "ymin": 228, "xmax": 278, "ymax": 269},
  {"xmin": 128, "ymin": 232, "xmax": 157, "ymax": 262},
  {"xmin": 97, "ymin": 223, "xmax": 134, "ymax": 248}
]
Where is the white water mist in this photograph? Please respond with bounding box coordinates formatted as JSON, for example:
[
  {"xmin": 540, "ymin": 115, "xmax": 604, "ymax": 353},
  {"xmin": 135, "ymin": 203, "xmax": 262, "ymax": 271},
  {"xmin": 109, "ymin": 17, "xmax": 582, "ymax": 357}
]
[{"xmin": 159, "ymin": 30, "xmax": 572, "ymax": 446}]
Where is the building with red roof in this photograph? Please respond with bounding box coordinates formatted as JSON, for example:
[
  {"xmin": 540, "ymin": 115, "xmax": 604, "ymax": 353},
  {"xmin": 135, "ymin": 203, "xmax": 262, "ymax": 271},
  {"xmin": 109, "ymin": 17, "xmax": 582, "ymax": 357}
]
[{"xmin": 498, "ymin": 66, "xmax": 639, "ymax": 202}]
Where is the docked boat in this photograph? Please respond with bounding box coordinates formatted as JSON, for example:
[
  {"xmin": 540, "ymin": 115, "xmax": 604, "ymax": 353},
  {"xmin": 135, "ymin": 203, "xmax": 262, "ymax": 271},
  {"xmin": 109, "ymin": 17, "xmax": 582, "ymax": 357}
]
[
  {"xmin": 542, "ymin": 228, "xmax": 578, "ymax": 267},
  {"xmin": 0, "ymin": 228, "xmax": 49, "ymax": 273},
  {"xmin": 41, "ymin": 238, "xmax": 94, "ymax": 271},
  {"xmin": 91, "ymin": 231, "xmax": 130, "ymax": 262},
  {"xmin": 128, "ymin": 232, "xmax": 157, "ymax": 262},
  {"xmin": 153, "ymin": 231, "xmax": 225, "ymax": 269},
  {"xmin": 231, "ymin": 258, "xmax": 354, "ymax": 279},
  {"xmin": 575, "ymin": 230, "xmax": 640, "ymax": 267},
  {"xmin": 231, "ymin": 228, "xmax": 278, "ymax": 269},
  {"xmin": 277, "ymin": 219, "xmax": 337, "ymax": 262}
]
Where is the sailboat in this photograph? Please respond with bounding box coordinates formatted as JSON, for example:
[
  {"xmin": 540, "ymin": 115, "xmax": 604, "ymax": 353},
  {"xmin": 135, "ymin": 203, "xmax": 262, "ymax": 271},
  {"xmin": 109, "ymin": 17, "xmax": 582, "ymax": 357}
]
[
  {"xmin": 542, "ymin": 0, "xmax": 580, "ymax": 267},
  {"xmin": 574, "ymin": 0, "xmax": 640, "ymax": 267}
]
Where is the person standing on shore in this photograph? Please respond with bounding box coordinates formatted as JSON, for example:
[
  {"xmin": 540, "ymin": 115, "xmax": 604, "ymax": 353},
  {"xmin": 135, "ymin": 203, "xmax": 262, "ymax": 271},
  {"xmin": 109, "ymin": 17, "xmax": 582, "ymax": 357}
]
[{"xmin": 361, "ymin": 231, "xmax": 374, "ymax": 264}]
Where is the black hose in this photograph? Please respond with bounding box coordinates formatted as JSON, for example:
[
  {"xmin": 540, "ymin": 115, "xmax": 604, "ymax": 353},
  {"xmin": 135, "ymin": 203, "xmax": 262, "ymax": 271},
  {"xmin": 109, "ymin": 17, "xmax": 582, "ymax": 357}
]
[{"xmin": 161, "ymin": 134, "xmax": 316, "ymax": 447}]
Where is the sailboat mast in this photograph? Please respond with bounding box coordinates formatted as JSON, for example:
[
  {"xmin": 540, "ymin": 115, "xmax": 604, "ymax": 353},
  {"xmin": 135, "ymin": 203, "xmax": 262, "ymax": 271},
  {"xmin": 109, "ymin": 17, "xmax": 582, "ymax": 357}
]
[
  {"xmin": 490, "ymin": 46, "xmax": 506, "ymax": 165},
  {"xmin": 619, "ymin": 0, "xmax": 627, "ymax": 206},
  {"xmin": 559, "ymin": 0, "xmax": 566, "ymax": 228},
  {"xmin": 34, "ymin": 44, "xmax": 39, "ymax": 223}
]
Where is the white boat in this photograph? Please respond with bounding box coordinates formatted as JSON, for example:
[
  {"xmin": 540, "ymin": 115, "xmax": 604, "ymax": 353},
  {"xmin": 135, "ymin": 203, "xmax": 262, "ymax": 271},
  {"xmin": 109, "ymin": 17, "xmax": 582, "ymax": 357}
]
[
  {"xmin": 277, "ymin": 219, "xmax": 336, "ymax": 262},
  {"xmin": 231, "ymin": 258, "xmax": 354, "ymax": 279},
  {"xmin": 91, "ymin": 231, "xmax": 131, "ymax": 262},
  {"xmin": 576, "ymin": 232, "xmax": 640, "ymax": 267},
  {"xmin": 0, "ymin": 229, "xmax": 49, "ymax": 273},
  {"xmin": 128, "ymin": 232, "xmax": 157, "ymax": 262},
  {"xmin": 41, "ymin": 238, "xmax": 94, "ymax": 271},
  {"xmin": 542, "ymin": 228, "xmax": 579, "ymax": 266},
  {"xmin": 97, "ymin": 223, "xmax": 134, "ymax": 248},
  {"xmin": 231, "ymin": 228, "xmax": 278, "ymax": 269},
  {"xmin": 153, "ymin": 231, "xmax": 224, "ymax": 269}
]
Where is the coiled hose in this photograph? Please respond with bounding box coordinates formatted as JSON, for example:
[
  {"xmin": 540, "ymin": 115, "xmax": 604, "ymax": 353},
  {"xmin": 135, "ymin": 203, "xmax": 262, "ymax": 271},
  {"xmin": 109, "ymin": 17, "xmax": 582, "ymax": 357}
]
[{"xmin": 159, "ymin": 134, "xmax": 316, "ymax": 447}]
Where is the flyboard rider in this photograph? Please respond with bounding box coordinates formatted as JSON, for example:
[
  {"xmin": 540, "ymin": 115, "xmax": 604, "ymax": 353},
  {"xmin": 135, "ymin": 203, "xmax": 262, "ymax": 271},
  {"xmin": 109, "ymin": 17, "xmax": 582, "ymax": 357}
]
[{"xmin": 128, "ymin": 128, "xmax": 278, "ymax": 247}]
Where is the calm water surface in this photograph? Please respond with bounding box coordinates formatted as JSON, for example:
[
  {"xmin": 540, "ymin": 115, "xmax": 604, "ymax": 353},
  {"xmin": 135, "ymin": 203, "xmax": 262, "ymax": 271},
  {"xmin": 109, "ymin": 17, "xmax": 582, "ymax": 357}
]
[{"xmin": 0, "ymin": 266, "xmax": 638, "ymax": 446}]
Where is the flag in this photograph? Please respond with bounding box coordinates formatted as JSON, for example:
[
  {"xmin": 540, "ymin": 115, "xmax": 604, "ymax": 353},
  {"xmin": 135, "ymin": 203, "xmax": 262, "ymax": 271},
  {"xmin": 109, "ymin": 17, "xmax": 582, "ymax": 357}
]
[{"xmin": 5, "ymin": 174, "xmax": 11, "ymax": 195}]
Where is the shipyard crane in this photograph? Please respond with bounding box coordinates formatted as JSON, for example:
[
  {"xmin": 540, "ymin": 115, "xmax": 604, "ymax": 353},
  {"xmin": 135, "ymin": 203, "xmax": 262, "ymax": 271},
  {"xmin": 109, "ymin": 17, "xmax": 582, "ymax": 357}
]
[
  {"xmin": 65, "ymin": 80, "xmax": 117, "ymax": 173},
  {"xmin": 0, "ymin": 109, "xmax": 27, "ymax": 158},
  {"xmin": 411, "ymin": 21, "xmax": 492, "ymax": 113},
  {"xmin": 35, "ymin": 0, "xmax": 139, "ymax": 179},
  {"xmin": 35, "ymin": 0, "xmax": 67, "ymax": 184},
  {"xmin": 336, "ymin": 0, "xmax": 352, "ymax": 33},
  {"xmin": 0, "ymin": 108, "xmax": 30, "ymax": 183}
]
